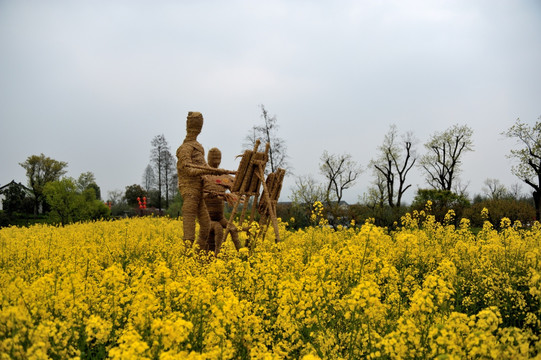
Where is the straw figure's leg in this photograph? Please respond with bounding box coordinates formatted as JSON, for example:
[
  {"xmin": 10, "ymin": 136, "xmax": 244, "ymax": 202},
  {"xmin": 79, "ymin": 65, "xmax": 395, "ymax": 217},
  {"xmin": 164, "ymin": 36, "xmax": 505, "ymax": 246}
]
[
  {"xmin": 195, "ymin": 198, "xmax": 210, "ymax": 250},
  {"xmin": 211, "ymin": 221, "xmax": 224, "ymax": 254},
  {"xmin": 208, "ymin": 221, "xmax": 217, "ymax": 252},
  {"xmin": 181, "ymin": 193, "xmax": 199, "ymax": 245},
  {"xmin": 219, "ymin": 217, "xmax": 239, "ymax": 251}
]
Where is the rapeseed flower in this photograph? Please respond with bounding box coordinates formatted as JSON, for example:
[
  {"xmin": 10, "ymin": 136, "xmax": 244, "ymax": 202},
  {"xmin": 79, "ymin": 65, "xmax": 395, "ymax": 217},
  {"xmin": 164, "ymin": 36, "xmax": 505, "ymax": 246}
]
[{"xmin": 1, "ymin": 214, "xmax": 540, "ymax": 358}]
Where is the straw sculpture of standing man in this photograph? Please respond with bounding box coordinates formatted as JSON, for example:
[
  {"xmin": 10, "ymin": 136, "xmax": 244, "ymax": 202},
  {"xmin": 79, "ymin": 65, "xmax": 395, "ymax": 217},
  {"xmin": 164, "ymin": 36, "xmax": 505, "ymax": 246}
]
[{"xmin": 176, "ymin": 111, "xmax": 228, "ymax": 249}]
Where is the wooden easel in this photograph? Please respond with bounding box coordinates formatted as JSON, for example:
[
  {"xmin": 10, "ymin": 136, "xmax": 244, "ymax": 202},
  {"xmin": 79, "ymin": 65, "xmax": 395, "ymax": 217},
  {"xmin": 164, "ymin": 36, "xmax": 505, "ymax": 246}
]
[
  {"xmin": 257, "ymin": 168, "xmax": 285, "ymax": 242},
  {"xmin": 224, "ymin": 140, "xmax": 282, "ymax": 246}
]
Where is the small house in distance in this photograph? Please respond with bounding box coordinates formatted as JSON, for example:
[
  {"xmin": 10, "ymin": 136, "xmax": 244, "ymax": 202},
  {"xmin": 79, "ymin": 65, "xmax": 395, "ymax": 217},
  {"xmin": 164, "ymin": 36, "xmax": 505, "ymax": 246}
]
[{"xmin": 0, "ymin": 180, "xmax": 32, "ymax": 212}]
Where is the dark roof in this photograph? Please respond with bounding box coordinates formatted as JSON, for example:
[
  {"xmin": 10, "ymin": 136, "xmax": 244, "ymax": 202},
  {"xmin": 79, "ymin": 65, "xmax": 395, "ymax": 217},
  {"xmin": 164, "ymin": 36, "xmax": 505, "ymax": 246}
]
[{"xmin": 0, "ymin": 180, "xmax": 31, "ymax": 192}]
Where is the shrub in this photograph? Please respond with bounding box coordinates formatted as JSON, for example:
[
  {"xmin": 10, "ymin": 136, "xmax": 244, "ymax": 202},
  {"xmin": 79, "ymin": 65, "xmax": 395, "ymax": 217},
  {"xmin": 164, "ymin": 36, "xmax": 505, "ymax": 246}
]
[
  {"xmin": 464, "ymin": 198, "xmax": 536, "ymax": 228},
  {"xmin": 411, "ymin": 189, "xmax": 470, "ymax": 223}
]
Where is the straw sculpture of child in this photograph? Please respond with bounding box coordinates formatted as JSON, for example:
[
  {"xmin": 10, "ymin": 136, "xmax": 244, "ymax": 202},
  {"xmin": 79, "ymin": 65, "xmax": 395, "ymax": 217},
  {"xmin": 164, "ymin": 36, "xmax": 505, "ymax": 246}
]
[{"xmin": 203, "ymin": 147, "xmax": 241, "ymax": 254}]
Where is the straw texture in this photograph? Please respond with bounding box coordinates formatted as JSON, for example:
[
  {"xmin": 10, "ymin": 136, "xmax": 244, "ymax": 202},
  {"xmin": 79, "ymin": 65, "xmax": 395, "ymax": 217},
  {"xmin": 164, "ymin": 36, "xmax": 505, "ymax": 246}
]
[
  {"xmin": 176, "ymin": 112, "xmax": 214, "ymax": 247},
  {"xmin": 203, "ymin": 148, "xmax": 240, "ymax": 254}
]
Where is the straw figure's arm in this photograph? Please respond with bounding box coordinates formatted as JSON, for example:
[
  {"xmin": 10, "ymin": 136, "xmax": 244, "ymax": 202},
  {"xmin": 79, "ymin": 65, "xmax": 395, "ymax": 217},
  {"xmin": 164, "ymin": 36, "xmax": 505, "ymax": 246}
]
[
  {"xmin": 203, "ymin": 175, "xmax": 238, "ymax": 202},
  {"xmin": 186, "ymin": 163, "xmax": 236, "ymax": 176},
  {"xmin": 176, "ymin": 144, "xmax": 233, "ymax": 177},
  {"xmin": 202, "ymin": 190, "xmax": 237, "ymax": 205},
  {"xmin": 203, "ymin": 190, "xmax": 222, "ymax": 198},
  {"xmin": 223, "ymin": 192, "xmax": 238, "ymax": 205}
]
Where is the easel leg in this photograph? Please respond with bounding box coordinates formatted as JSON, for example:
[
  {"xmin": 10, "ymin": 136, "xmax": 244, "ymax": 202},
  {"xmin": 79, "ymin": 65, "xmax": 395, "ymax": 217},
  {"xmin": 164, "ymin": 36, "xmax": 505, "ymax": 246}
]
[
  {"xmin": 224, "ymin": 196, "xmax": 241, "ymax": 244},
  {"xmin": 257, "ymin": 166, "xmax": 281, "ymax": 242}
]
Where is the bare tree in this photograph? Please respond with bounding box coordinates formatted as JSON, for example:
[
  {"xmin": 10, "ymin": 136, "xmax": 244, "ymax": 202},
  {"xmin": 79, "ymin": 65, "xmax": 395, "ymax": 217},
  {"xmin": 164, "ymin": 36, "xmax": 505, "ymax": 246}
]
[
  {"xmin": 142, "ymin": 164, "xmax": 156, "ymax": 192},
  {"xmin": 150, "ymin": 134, "xmax": 174, "ymax": 210},
  {"xmin": 363, "ymin": 170, "xmax": 388, "ymax": 209},
  {"xmin": 371, "ymin": 125, "xmax": 416, "ymax": 208},
  {"xmin": 167, "ymin": 158, "xmax": 179, "ymax": 203},
  {"xmin": 319, "ymin": 151, "xmax": 362, "ymax": 226},
  {"xmin": 320, "ymin": 151, "xmax": 362, "ymax": 206},
  {"xmin": 106, "ymin": 189, "xmax": 125, "ymax": 206},
  {"xmin": 452, "ymin": 179, "xmax": 470, "ymax": 199},
  {"xmin": 419, "ymin": 124, "xmax": 474, "ymax": 191},
  {"xmin": 290, "ymin": 175, "xmax": 326, "ymax": 207},
  {"xmin": 162, "ymin": 150, "xmax": 175, "ymax": 208},
  {"xmin": 503, "ymin": 117, "xmax": 541, "ymax": 219},
  {"xmin": 482, "ymin": 178, "xmax": 508, "ymax": 200},
  {"xmin": 508, "ymin": 183, "xmax": 524, "ymax": 200},
  {"xmin": 244, "ymin": 104, "xmax": 290, "ymax": 174}
]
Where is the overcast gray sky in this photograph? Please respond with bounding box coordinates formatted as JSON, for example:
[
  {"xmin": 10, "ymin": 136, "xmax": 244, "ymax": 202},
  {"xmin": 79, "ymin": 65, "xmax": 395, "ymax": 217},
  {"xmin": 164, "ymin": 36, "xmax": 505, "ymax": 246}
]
[{"xmin": 1, "ymin": 0, "xmax": 540, "ymax": 204}]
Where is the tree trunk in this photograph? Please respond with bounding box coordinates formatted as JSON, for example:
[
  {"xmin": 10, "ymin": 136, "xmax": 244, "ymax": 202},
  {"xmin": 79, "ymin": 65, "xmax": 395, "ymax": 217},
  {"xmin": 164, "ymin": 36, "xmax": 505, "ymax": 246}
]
[{"xmin": 533, "ymin": 191, "xmax": 541, "ymax": 221}]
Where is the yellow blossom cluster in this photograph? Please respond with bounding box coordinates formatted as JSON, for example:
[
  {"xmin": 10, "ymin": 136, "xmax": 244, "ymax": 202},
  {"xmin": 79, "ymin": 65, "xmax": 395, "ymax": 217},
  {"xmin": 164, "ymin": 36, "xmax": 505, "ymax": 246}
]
[
  {"xmin": 1, "ymin": 209, "xmax": 541, "ymax": 359},
  {"xmin": 310, "ymin": 201, "xmax": 326, "ymax": 226}
]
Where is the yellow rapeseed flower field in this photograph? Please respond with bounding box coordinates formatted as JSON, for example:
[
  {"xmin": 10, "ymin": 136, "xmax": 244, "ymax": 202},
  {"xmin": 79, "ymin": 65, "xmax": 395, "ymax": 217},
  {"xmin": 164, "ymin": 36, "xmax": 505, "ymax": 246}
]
[{"xmin": 1, "ymin": 209, "xmax": 541, "ymax": 359}]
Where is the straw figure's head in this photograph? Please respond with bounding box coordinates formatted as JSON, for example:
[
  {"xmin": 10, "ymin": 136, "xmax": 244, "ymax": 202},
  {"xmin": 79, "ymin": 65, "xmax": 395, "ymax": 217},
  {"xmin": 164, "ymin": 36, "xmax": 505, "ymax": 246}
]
[
  {"xmin": 208, "ymin": 147, "xmax": 222, "ymax": 169},
  {"xmin": 186, "ymin": 111, "xmax": 204, "ymax": 138}
]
